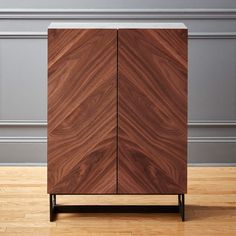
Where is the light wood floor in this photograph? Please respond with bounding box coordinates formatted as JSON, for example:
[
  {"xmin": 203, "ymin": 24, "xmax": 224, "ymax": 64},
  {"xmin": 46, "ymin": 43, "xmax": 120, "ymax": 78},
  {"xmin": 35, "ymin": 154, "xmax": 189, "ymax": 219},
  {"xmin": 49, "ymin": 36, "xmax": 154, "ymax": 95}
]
[{"xmin": 0, "ymin": 167, "xmax": 236, "ymax": 235}]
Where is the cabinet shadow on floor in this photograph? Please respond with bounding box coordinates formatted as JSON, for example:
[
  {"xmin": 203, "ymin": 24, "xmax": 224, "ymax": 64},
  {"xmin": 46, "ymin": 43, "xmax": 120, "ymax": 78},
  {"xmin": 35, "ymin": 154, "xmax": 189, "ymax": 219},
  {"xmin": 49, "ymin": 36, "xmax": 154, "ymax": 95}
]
[{"xmin": 52, "ymin": 204, "xmax": 236, "ymax": 222}]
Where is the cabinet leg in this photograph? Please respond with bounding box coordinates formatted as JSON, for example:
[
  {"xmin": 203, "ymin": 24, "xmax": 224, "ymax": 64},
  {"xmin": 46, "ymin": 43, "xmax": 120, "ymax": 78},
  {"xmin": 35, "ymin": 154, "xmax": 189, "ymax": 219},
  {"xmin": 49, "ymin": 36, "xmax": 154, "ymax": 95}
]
[
  {"xmin": 178, "ymin": 194, "xmax": 181, "ymax": 207},
  {"xmin": 53, "ymin": 194, "xmax": 56, "ymax": 205},
  {"xmin": 49, "ymin": 194, "xmax": 184, "ymax": 221},
  {"xmin": 178, "ymin": 194, "xmax": 185, "ymax": 221},
  {"xmin": 49, "ymin": 194, "xmax": 56, "ymax": 222}
]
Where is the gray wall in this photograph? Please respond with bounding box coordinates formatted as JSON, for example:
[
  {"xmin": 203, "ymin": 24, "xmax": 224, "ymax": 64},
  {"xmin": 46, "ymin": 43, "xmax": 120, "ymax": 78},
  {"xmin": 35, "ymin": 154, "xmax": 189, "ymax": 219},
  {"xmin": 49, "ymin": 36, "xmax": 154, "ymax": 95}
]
[{"xmin": 0, "ymin": 0, "xmax": 236, "ymax": 165}]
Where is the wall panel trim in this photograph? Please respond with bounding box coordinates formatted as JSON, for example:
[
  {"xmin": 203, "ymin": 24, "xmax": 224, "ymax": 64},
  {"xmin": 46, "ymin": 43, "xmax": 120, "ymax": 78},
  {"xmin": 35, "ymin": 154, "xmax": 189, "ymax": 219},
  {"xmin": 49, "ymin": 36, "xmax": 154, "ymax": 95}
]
[
  {"xmin": 1, "ymin": 137, "xmax": 236, "ymax": 143},
  {"xmin": 189, "ymin": 33, "xmax": 236, "ymax": 39},
  {"xmin": 1, "ymin": 163, "xmax": 236, "ymax": 166},
  {"xmin": 188, "ymin": 137, "xmax": 236, "ymax": 143},
  {"xmin": 188, "ymin": 121, "xmax": 236, "ymax": 126},
  {"xmin": 1, "ymin": 120, "xmax": 236, "ymax": 126},
  {"xmin": 0, "ymin": 163, "xmax": 47, "ymax": 166},
  {"xmin": 1, "ymin": 32, "xmax": 236, "ymax": 39},
  {"xmin": 0, "ymin": 139, "xmax": 235, "ymax": 143},
  {"xmin": 1, "ymin": 121, "xmax": 235, "ymax": 142},
  {"xmin": 0, "ymin": 137, "xmax": 46, "ymax": 143},
  {"xmin": 0, "ymin": 9, "xmax": 236, "ymax": 19},
  {"xmin": 0, "ymin": 120, "xmax": 47, "ymax": 126},
  {"xmin": 0, "ymin": 32, "xmax": 47, "ymax": 39}
]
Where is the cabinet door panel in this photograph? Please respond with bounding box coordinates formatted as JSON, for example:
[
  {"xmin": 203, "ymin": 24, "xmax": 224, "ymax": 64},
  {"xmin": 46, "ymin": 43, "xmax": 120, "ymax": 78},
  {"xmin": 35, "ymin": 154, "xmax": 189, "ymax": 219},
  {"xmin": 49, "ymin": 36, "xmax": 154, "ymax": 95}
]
[
  {"xmin": 118, "ymin": 29, "xmax": 187, "ymax": 194},
  {"xmin": 48, "ymin": 29, "xmax": 117, "ymax": 194}
]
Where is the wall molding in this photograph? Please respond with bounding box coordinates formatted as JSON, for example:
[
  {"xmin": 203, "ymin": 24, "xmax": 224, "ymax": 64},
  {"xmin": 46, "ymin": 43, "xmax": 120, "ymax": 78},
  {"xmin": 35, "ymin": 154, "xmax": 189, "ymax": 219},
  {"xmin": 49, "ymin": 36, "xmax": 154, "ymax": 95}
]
[
  {"xmin": 188, "ymin": 137, "xmax": 236, "ymax": 143},
  {"xmin": 1, "ymin": 136, "xmax": 236, "ymax": 143},
  {"xmin": 0, "ymin": 120, "xmax": 47, "ymax": 126},
  {"xmin": 1, "ymin": 121, "xmax": 236, "ymax": 143},
  {"xmin": 1, "ymin": 120, "xmax": 236, "ymax": 126},
  {"xmin": 0, "ymin": 137, "xmax": 46, "ymax": 143},
  {"xmin": 0, "ymin": 163, "xmax": 47, "ymax": 166},
  {"xmin": 1, "ymin": 32, "xmax": 236, "ymax": 39},
  {"xmin": 188, "ymin": 121, "xmax": 236, "ymax": 126},
  {"xmin": 189, "ymin": 33, "xmax": 236, "ymax": 39},
  {"xmin": 1, "ymin": 163, "xmax": 236, "ymax": 166},
  {"xmin": 0, "ymin": 9, "xmax": 236, "ymax": 19},
  {"xmin": 0, "ymin": 32, "xmax": 47, "ymax": 39},
  {"xmin": 188, "ymin": 163, "xmax": 236, "ymax": 167}
]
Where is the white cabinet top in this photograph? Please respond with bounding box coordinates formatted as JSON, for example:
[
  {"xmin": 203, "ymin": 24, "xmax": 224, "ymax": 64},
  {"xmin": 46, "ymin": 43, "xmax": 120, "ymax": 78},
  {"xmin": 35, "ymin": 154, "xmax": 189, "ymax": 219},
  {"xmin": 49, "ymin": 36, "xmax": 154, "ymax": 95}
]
[{"xmin": 48, "ymin": 22, "xmax": 187, "ymax": 29}]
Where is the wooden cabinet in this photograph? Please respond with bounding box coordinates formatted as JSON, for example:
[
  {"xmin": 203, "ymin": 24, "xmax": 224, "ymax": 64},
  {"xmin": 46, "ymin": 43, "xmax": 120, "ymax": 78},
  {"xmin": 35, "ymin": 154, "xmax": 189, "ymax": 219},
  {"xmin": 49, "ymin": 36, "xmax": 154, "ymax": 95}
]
[
  {"xmin": 48, "ymin": 23, "xmax": 187, "ymax": 196},
  {"xmin": 118, "ymin": 29, "xmax": 187, "ymax": 194},
  {"xmin": 48, "ymin": 29, "xmax": 117, "ymax": 194}
]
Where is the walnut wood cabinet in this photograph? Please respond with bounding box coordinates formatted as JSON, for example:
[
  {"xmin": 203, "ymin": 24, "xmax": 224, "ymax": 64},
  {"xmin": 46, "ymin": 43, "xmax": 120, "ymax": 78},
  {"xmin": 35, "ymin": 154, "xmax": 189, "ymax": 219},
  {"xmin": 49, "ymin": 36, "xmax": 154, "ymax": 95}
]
[{"xmin": 48, "ymin": 23, "xmax": 188, "ymax": 220}]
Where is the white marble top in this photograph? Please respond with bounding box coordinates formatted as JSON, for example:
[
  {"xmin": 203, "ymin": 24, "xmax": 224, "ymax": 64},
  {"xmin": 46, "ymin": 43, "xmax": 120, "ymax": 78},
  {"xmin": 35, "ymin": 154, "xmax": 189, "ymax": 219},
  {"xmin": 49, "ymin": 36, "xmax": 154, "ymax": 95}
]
[{"xmin": 49, "ymin": 22, "xmax": 187, "ymax": 29}]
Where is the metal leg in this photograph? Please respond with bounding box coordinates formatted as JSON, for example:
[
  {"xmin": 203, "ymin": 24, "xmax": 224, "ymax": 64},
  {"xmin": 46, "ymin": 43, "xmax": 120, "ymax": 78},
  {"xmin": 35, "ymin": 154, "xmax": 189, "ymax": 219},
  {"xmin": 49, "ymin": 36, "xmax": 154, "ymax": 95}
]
[
  {"xmin": 50, "ymin": 194, "xmax": 56, "ymax": 222},
  {"xmin": 49, "ymin": 194, "xmax": 185, "ymax": 221},
  {"xmin": 178, "ymin": 194, "xmax": 181, "ymax": 207},
  {"xmin": 178, "ymin": 194, "xmax": 185, "ymax": 221},
  {"xmin": 182, "ymin": 194, "xmax": 185, "ymax": 221},
  {"xmin": 53, "ymin": 194, "xmax": 56, "ymax": 205}
]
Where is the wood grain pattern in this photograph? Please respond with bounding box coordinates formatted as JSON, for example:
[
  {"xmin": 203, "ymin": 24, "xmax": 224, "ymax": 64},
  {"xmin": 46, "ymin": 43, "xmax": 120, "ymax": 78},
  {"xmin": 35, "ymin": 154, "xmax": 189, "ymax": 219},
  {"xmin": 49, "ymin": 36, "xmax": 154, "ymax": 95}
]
[
  {"xmin": 118, "ymin": 29, "xmax": 188, "ymax": 194},
  {"xmin": 48, "ymin": 29, "xmax": 117, "ymax": 194}
]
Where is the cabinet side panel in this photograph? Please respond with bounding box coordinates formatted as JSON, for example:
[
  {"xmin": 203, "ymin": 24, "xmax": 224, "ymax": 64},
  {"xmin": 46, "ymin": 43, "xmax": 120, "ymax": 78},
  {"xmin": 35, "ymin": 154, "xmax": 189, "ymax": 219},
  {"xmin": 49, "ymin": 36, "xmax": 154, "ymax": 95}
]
[
  {"xmin": 48, "ymin": 29, "xmax": 117, "ymax": 194},
  {"xmin": 118, "ymin": 29, "xmax": 187, "ymax": 194}
]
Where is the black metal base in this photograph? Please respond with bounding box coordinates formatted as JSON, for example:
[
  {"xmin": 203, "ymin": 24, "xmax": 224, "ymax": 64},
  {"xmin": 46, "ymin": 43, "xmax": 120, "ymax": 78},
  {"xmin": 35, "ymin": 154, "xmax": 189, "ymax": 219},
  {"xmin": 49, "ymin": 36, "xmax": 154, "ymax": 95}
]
[{"xmin": 49, "ymin": 194, "xmax": 185, "ymax": 222}]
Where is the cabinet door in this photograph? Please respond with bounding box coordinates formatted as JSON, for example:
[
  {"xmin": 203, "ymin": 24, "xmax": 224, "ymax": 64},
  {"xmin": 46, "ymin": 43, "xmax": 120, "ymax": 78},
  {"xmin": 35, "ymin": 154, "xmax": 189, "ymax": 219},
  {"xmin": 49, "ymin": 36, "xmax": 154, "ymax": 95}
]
[
  {"xmin": 118, "ymin": 29, "xmax": 187, "ymax": 194},
  {"xmin": 48, "ymin": 29, "xmax": 117, "ymax": 194}
]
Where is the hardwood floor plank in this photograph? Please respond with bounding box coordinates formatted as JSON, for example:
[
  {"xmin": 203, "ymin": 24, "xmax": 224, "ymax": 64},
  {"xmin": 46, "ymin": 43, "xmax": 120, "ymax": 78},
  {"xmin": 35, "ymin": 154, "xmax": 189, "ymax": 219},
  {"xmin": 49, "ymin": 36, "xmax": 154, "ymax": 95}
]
[{"xmin": 0, "ymin": 167, "xmax": 236, "ymax": 236}]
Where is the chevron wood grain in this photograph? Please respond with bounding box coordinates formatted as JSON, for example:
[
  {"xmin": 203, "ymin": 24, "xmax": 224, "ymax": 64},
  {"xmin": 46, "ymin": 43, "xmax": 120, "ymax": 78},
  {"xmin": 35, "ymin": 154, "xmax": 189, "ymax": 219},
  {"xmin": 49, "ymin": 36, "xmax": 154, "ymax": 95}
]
[
  {"xmin": 48, "ymin": 29, "xmax": 117, "ymax": 194},
  {"xmin": 118, "ymin": 29, "xmax": 188, "ymax": 194}
]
